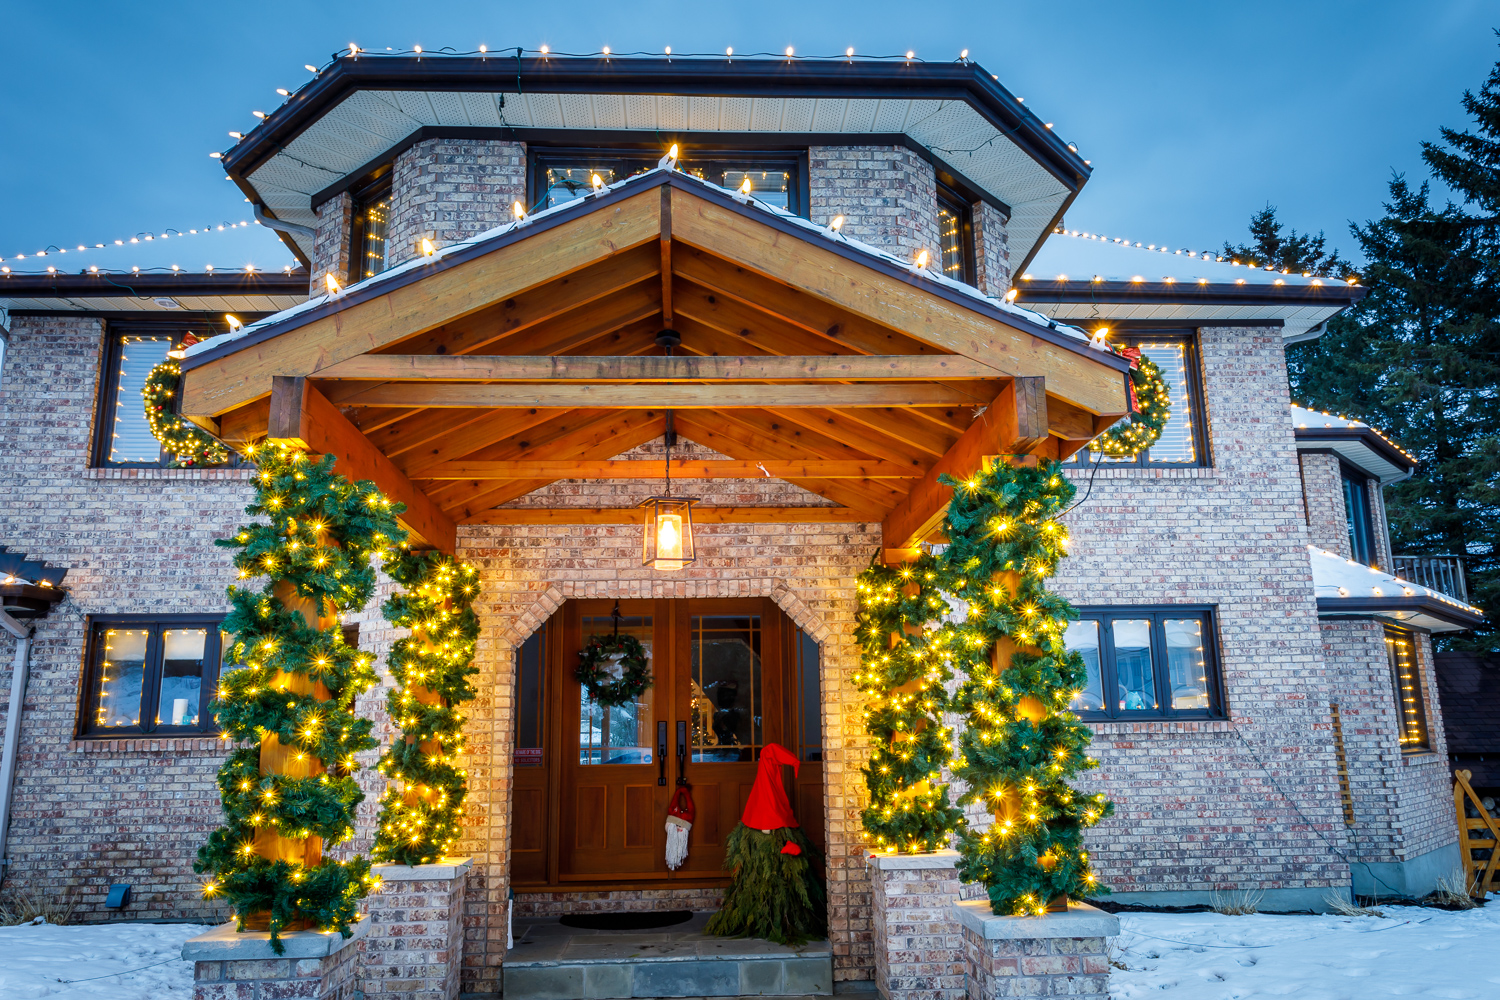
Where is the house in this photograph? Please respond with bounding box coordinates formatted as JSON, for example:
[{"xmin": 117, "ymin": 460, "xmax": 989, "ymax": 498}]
[{"xmin": 0, "ymin": 51, "xmax": 1480, "ymax": 996}]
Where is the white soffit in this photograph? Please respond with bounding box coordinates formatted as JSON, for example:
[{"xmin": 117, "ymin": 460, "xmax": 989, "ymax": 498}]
[
  {"xmin": 246, "ymin": 91, "xmax": 1071, "ymax": 267},
  {"xmin": 1290, "ymin": 405, "xmax": 1415, "ymax": 484}
]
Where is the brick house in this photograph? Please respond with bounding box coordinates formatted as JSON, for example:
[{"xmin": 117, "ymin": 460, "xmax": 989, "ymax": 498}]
[{"xmin": 0, "ymin": 53, "xmax": 1479, "ymax": 995}]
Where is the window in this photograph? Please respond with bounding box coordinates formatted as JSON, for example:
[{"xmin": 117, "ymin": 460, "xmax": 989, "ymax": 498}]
[
  {"xmin": 936, "ymin": 182, "xmax": 976, "ymax": 285},
  {"xmin": 691, "ymin": 614, "xmax": 763, "ymax": 763},
  {"xmin": 349, "ymin": 174, "xmax": 392, "ymax": 283},
  {"xmin": 529, "ymin": 149, "xmax": 805, "ymax": 216},
  {"xmin": 1062, "ymin": 607, "xmax": 1222, "ymax": 720},
  {"xmin": 514, "ymin": 624, "xmax": 547, "ymax": 767},
  {"xmin": 580, "ymin": 614, "xmax": 655, "ymax": 765},
  {"xmin": 795, "ymin": 628, "xmax": 822, "ymax": 762},
  {"xmin": 1343, "ymin": 466, "xmax": 1378, "ymax": 567},
  {"xmin": 1385, "ymin": 626, "xmax": 1429, "ymax": 750},
  {"xmin": 94, "ymin": 326, "xmax": 230, "ymax": 468},
  {"xmin": 80, "ymin": 616, "xmax": 229, "ymax": 736},
  {"xmin": 1071, "ymin": 332, "xmax": 1208, "ymax": 467}
]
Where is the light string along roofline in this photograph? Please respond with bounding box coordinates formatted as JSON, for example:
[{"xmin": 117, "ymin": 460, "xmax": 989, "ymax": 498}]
[
  {"xmin": 1037, "ymin": 228, "xmax": 1362, "ymax": 285},
  {"xmin": 0, "ymin": 220, "xmax": 297, "ymax": 275}
]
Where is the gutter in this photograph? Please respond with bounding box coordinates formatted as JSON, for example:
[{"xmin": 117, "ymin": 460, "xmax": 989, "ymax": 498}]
[
  {"xmin": 253, "ymin": 204, "xmax": 316, "ymax": 239},
  {"xmin": 0, "ymin": 609, "xmax": 34, "ymax": 889}
]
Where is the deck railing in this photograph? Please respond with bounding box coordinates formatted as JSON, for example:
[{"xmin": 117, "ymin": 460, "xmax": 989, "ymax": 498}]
[{"xmin": 1391, "ymin": 554, "xmax": 1470, "ymax": 603}]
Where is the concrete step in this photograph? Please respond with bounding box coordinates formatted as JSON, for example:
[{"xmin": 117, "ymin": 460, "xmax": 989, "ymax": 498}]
[{"xmin": 504, "ymin": 912, "xmax": 833, "ymax": 999}]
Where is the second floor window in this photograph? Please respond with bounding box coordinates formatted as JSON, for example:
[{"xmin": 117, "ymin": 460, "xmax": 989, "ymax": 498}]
[
  {"xmin": 936, "ymin": 183, "xmax": 975, "ymax": 285},
  {"xmin": 1063, "ymin": 607, "xmax": 1223, "ymax": 721},
  {"xmin": 1343, "ymin": 466, "xmax": 1378, "ymax": 567},
  {"xmin": 1071, "ymin": 332, "xmax": 1208, "ymax": 467},
  {"xmin": 531, "ymin": 150, "xmax": 803, "ymax": 216},
  {"xmin": 350, "ymin": 175, "xmax": 392, "ymax": 282},
  {"xmin": 1385, "ymin": 626, "xmax": 1429, "ymax": 750},
  {"xmin": 95, "ymin": 326, "xmax": 234, "ymax": 468},
  {"xmin": 80, "ymin": 616, "xmax": 231, "ymax": 737}
]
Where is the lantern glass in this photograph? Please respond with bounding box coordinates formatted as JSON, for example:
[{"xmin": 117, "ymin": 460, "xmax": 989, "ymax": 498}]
[{"xmin": 641, "ymin": 497, "xmax": 696, "ymax": 570}]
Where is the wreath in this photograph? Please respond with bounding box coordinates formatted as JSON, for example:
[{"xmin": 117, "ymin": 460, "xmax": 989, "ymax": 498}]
[
  {"xmin": 1089, "ymin": 347, "xmax": 1172, "ymax": 458},
  {"xmin": 577, "ymin": 633, "xmax": 652, "ymax": 707}
]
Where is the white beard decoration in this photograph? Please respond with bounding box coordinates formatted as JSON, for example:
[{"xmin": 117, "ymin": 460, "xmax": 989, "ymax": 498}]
[{"xmin": 665, "ymin": 815, "xmax": 691, "ymax": 870}]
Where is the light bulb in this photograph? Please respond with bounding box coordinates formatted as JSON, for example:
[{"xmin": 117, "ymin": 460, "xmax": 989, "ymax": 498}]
[{"xmin": 657, "ymin": 514, "xmax": 682, "ymax": 560}]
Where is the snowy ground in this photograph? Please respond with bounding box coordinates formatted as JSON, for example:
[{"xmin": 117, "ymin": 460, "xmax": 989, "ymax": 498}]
[
  {"xmin": 0, "ymin": 920, "xmax": 209, "ymax": 999},
  {"xmin": 1112, "ymin": 905, "xmax": 1500, "ymax": 999}
]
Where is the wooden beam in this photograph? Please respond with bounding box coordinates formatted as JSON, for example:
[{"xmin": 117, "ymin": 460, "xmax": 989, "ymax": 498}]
[
  {"xmin": 180, "ymin": 189, "xmax": 663, "ymax": 418},
  {"xmin": 336, "ymin": 383, "xmax": 983, "ymax": 409},
  {"xmin": 669, "ymin": 187, "xmax": 1129, "ymax": 417},
  {"xmin": 266, "ymin": 376, "xmax": 458, "ymax": 553},
  {"xmin": 310, "ymin": 353, "xmax": 1006, "ymax": 382},
  {"xmin": 460, "ymin": 506, "xmax": 877, "ymax": 526},
  {"xmin": 660, "ymin": 185, "xmax": 673, "ymax": 327},
  {"xmin": 880, "ymin": 377, "xmax": 1049, "ymax": 551},
  {"xmin": 418, "ymin": 459, "xmax": 924, "ymax": 480}
]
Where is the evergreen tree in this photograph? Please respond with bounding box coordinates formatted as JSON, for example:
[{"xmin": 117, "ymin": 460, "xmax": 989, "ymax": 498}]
[
  {"xmin": 1422, "ymin": 35, "xmax": 1500, "ymax": 227},
  {"xmin": 1222, "ymin": 204, "xmax": 1354, "ymax": 278}
]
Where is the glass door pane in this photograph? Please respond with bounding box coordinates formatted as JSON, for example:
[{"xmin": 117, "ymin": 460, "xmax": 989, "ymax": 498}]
[
  {"xmin": 691, "ymin": 615, "xmax": 762, "ymax": 762},
  {"xmin": 578, "ymin": 615, "xmax": 654, "ymax": 765},
  {"xmin": 94, "ymin": 626, "xmax": 148, "ymax": 728}
]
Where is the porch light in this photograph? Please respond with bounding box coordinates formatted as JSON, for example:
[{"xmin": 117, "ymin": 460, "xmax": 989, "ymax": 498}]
[{"xmin": 641, "ymin": 496, "xmax": 697, "ymax": 571}]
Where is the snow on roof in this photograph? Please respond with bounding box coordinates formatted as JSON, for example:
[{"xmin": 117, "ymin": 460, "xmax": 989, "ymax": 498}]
[
  {"xmin": 1309, "ymin": 544, "xmax": 1481, "ymax": 630},
  {"xmin": 1025, "ymin": 228, "xmax": 1358, "ymax": 289},
  {"xmin": 1290, "ymin": 403, "xmax": 1417, "ymax": 481},
  {"xmin": 186, "ymin": 164, "xmax": 1110, "ymax": 362}
]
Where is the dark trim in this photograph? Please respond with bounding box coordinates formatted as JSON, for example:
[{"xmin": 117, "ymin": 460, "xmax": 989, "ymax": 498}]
[
  {"xmin": 0, "ymin": 271, "xmax": 307, "ymax": 299},
  {"xmin": 935, "ymin": 179, "xmax": 977, "ymax": 286},
  {"xmin": 1067, "ymin": 604, "xmax": 1226, "ymax": 722},
  {"xmin": 8, "ymin": 309, "xmax": 283, "ymax": 322},
  {"xmin": 1317, "ymin": 596, "xmax": 1484, "ymax": 631},
  {"xmin": 1293, "ymin": 426, "xmax": 1416, "ymax": 475},
  {"xmin": 184, "ymin": 170, "xmax": 1131, "ymax": 378},
  {"xmin": 1014, "ymin": 278, "xmax": 1365, "ymax": 309},
  {"xmin": 224, "ymin": 55, "xmax": 1089, "ymax": 190},
  {"xmin": 1070, "ymin": 318, "xmax": 1286, "ymax": 330},
  {"xmin": 76, "ymin": 613, "xmax": 229, "ymax": 739},
  {"xmin": 347, "ymin": 171, "xmax": 394, "ymax": 285}
]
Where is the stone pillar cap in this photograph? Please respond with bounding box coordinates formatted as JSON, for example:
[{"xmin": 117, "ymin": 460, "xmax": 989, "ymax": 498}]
[
  {"xmin": 371, "ymin": 855, "xmax": 475, "ymax": 881},
  {"xmin": 866, "ymin": 848, "xmax": 962, "ymax": 870},
  {"xmin": 953, "ymin": 899, "xmax": 1120, "ymax": 939},
  {"xmin": 182, "ymin": 915, "xmax": 369, "ymax": 961}
]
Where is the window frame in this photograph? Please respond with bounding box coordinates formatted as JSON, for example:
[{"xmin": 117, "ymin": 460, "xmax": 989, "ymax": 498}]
[
  {"xmin": 528, "ymin": 146, "xmax": 809, "ymax": 217},
  {"xmin": 935, "ymin": 180, "xmax": 977, "ymax": 286},
  {"xmin": 92, "ymin": 321, "xmax": 203, "ymax": 469},
  {"xmin": 348, "ymin": 168, "xmax": 394, "ymax": 285},
  {"xmin": 1341, "ymin": 463, "xmax": 1378, "ymax": 568},
  {"xmin": 1384, "ymin": 624, "xmax": 1430, "ymax": 752},
  {"xmin": 76, "ymin": 613, "xmax": 229, "ymax": 739},
  {"xmin": 1069, "ymin": 330, "xmax": 1211, "ymax": 469},
  {"xmin": 1067, "ymin": 605, "xmax": 1225, "ymax": 722}
]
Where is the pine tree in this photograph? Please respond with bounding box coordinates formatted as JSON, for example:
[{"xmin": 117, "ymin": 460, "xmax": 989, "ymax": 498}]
[
  {"xmin": 1422, "ymin": 34, "xmax": 1500, "ymax": 227},
  {"xmin": 1222, "ymin": 205, "xmax": 1354, "ymax": 278}
]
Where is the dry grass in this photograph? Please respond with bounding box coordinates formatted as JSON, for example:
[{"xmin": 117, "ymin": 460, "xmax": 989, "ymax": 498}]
[
  {"xmin": 0, "ymin": 885, "xmax": 82, "ymax": 926},
  {"xmin": 1322, "ymin": 891, "xmax": 1386, "ymax": 917},
  {"xmin": 1208, "ymin": 888, "xmax": 1265, "ymax": 915},
  {"xmin": 1424, "ymin": 868, "xmax": 1478, "ymax": 910}
]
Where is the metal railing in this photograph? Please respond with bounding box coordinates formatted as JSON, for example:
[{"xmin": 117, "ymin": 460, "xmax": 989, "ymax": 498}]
[{"xmin": 1391, "ymin": 554, "xmax": 1469, "ymax": 603}]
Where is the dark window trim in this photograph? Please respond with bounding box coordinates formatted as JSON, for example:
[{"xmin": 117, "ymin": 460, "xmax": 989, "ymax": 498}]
[
  {"xmin": 1069, "ymin": 329, "xmax": 1211, "ymax": 468},
  {"xmin": 1068, "ymin": 604, "xmax": 1226, "ymax": 722},
  {"xmin": 529, "ymin": 145, "xmax": 810, "ymax": 217},
  {"xmin": 348, "ymin": 169, "xmax": 394, "ymax": 285},
  {"xmin": 1383, "ymin": 624, "xmax": 1430, "ymax": 752},
  {"xmin": 76, "ymin": 613, "xmax": 228, "ymax": 739},
  {"xmin": 92, "ymin": 320, "xmax": 216, "ymax": 469},
  {"xmin": 1340, "ymin": 461, "xmax": 1379, "ymax": 568},
  {"xmin": 935, "ymin": 178, "xmax": 977, "ymax": 286}
]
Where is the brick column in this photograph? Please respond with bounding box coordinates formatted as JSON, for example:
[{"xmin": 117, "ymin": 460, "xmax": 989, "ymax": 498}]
[
  {"xmin": 361, "ymin": 857, "xmax": 472, "ymax": 1000},
  {"xmin": 386, "ymin": 139, "xmax": 526, "ymax": 269},
  {"xmin": 183, "ymin": 917, "xmax": 367, "ymax": 1000},
  {"xmin": 953, "ymin": 900, "xmax": 1117, "ymax": 998},
  {"xmin": 869, "ymin": 850, "xmax": 974, "ymax": 1000},
  {"xmin": 310, "ymin": 191, "xmax": 354, "ymax": 297}
]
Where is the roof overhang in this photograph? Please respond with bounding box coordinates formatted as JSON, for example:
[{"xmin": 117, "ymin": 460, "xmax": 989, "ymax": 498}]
[
  {"xmin": 1294, "ymin": 426, "xmax": 1415, "ymax": 484},
  {"xmin": 1011, "ymin": 278, "xmax": 1365, "ymax": 342},
  {"xmin": 219, "ymin": 54, "xmax": 1091, "ymax": 277},
  {"xmin": 0, "ymin": 272, "xmax": 308, "ymax": 319},
  {"xmin": 1310, "ymin": 545, "xmax": 1481, "ymax": 632},
  {"xmin": 1317, "ymin": 597, "xmax": 1485, "ymax": 633}
]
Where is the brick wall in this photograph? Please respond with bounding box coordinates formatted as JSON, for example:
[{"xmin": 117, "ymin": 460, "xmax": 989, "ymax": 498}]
[
  {"xmin": 1321, "ymin": 619, "xmax": 1456, "ymax": 869},
  {"xmin": 361, "ymin": 864, "xmax": 468, "ymax": 1000},
  {"xmin": 386, "ymin": 139, "xmax": 526, "ymax": 270},
  {"xmin": 1299, "ymin": 452, "xmax": 1350, "ymax": 558},
  {"xmin": 1055, "ymin": 325, "xmax": 1350, "ymax": 896},
  {"xmin": 971, "ymin": 202, "xmax": 1011, "ymax": 296},
  {"xmin": 310, "ymin": 191, "xmax": 353, "ymax": 296},
  {"xmin": 809, "ymin": 146, "xmax": 939, "ymax": 262}
]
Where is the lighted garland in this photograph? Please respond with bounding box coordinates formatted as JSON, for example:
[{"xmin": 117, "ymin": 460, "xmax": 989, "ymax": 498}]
[
  {"xmin": 854, "ymin": 558, "xmax": 965, "ymax": 853},
  {"xmin": 372, "ymin": 552, "xmax": 481, "ymax": 865},
  {"xmin": 195, "ymin": 443, "xmax": 408, "ymax": 952},
  {"xmin": 1088, "ymin": 349, "xmax": 1171, "ymax": 458},
  {"xmin": 142, "ymin": 359, "xmax": 231, "ymax": 467},
  {"xmin": 576, "ymin": 633, "xmax": 652, "ymax": 707}
]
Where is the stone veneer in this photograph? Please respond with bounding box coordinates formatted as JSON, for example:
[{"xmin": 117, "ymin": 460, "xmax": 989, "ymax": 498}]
[
  {"xmin": 361, "ymin": 858, "xmax": 471, "ymax": 1000},
  {"xmin": 184, "ymin": 918, "xmax": 368, "ymax": 1000},
  {"xmin": 953, "ymin": 901, "xmax": 1116, "ymax": 999},
  {"xmin": 309, "ymin": 191, "xmax": 353, "ymax": 296},
  {"xmin": 385, "ymin": 138, "xmax": 526, "ymax": 270},
  {"xmin": 971, "ymin": 202, "xmax": 1011, "ymax": 296},
  {"xmin": 868, "ymin": 850, "xmax": 983, "ymax": 1000},
  {"xmin": 809, "ymin": 146, "xmax": 940, "ymax": 261}
]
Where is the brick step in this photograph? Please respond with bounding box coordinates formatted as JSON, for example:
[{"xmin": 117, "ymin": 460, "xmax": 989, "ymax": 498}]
[{"xmin": 504, "ymin": 912, "xmax": 833, "ymax": 999}]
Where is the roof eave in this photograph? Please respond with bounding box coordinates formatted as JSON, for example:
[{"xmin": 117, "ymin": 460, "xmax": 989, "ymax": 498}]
[
  {"xmin": 1294, "ymin": 426, "xmax": 1417, "ymax": 481},
  {"xmin": 1013, "ymin": 280, "xmax": 1366, "ymax": 309},
  {"xmin": 1317, "ymin": 596, "xmax": 1484, "ymax": 633}
]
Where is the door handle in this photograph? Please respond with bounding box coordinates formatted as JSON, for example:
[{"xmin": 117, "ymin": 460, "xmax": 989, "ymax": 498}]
[
  {"xmin": 676, "ymin": 720, "xmax": 688, "ymax": 786},
  {"xmin": 657, "ymin": 721, "xmax": 668, "ymax": 786}
]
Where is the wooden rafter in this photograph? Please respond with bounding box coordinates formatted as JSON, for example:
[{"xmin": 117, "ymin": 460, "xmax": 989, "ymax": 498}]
[
  {"xmin": 416, "ymin": 459, "xmax": 925, "ymax": 480},
  {"xmin": 309, "ymin": 353, "xmax": 1005, "ymax": 382},
  {"xmin": 332, "ymin": 383, "xmax": 986, "ymax": 410},
  {"xmin": 461, "ymin": 506, "xmax": 875, "ymax": 526}
]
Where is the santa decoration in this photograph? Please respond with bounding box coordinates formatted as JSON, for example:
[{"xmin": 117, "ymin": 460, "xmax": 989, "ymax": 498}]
[
  {"xmin": 705, "ymin": 743, "xmax": 827, "ymax": 945},
  {"xmin": 665, "ymin": 786, "xmax": 695, "ymax": 870}
]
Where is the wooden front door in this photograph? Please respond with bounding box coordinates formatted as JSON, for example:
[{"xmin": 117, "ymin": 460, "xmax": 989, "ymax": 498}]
[{"xmin": 511, "ymin": 598, "xmax": 825, "ymax": 889}]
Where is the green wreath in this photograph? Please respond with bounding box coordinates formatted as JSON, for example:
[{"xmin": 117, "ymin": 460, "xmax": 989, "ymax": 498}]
[
  {"xmin": 577, "ymin": 633, "xmax": 652, "ymax": 707},
  {"xmin": 1089, "ymin": 348, "xmax": 1172, "ymax": 459}
]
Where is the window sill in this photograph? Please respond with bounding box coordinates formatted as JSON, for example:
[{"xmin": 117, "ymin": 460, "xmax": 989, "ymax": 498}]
[
  {"xmin": 85, "ymin": 467, "xmax": 256, "ymax": 481},
  {"xmin": 1062, "ymin": 466, "xmax": 1217, "ymax": 479},
  {"xmin": 1401, "ymin": 749, "xmax": 1441, "ymax": 764},
  {"xmin": 1084, "ymin": 718, "xmax": 1233, "ymax": 735},
  {"xmin": 71, "ymin": 736, "xmax": 230, "ymax": 754}
]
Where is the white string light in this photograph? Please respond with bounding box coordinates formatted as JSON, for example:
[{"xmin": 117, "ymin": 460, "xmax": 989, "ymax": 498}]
[
  {"xmin": 2, "ymin": 220, "xmax": 258, "ymax": 266},
  {"xmin": 1042, "ymin": 227, "xmax": 1361, "ymax": 284}
]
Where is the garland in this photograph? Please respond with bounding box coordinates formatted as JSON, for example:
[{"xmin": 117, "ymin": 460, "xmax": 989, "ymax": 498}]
[
  {"xmin": 854, "ymin": 559, "xmax": 965, "ymax": 853},
  {"xmin": 142, "ymin": 359, "xmax": 231, "ymax": 467},
  {"xmin": 1088, "ymin": 348, "xmax": 1171, "ymax": 458},
  {"xmin": 196, "ymin": 443, "xmax": 407, "ymax": 952},
  {"xmin": 576, "ymin": 633, "xmax": 652, "ymax": 707},
  {"xmin": 372, "ymin": 552, "xmax": 482, "ymax": 865},
  {"xmin": 855, "ymin": 460, "xmax": 1114, "ymax": 917}
]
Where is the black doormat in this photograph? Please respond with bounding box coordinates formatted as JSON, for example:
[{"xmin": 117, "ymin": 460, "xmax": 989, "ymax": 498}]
[{"xmin": 559, "ymin": 909, "xmax": 694, "ymax": 931}]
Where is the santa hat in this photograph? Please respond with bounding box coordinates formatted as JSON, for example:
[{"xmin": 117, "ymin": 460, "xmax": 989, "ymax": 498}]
[{"xmin": 740, "ymin": 743, "xmax": 800, "ymax": 831}]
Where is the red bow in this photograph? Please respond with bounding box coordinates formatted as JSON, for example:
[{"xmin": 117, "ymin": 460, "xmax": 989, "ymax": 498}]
[{"xmin": 1118, "ymin": 346, "xmax": 1141, "ymax": 370}]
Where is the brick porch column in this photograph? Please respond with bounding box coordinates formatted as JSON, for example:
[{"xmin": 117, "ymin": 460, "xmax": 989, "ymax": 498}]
[
  {"xmin": 868, "ymin": 850, "xmax": 971, "ymax": 1000},
  {"xmin": 360, "ymin": 857, "xmax": 472, "ymax": 1000},
  {"xmin": 183, "ymin": 917, "xmax": 367, "ymax": 1000},
  {"xmin": 953, "ymin": 900, "xmax": 1118, "ymax": 998}
]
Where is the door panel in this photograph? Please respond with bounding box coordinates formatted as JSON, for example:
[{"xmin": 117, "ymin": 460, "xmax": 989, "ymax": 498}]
[
  {"xmin": 624, "ymin": 785, "xmax": 655, "ymax": 848},
  {"xmin": 574, "ymin": 786, "xmax": 607, "ymax": 849}
]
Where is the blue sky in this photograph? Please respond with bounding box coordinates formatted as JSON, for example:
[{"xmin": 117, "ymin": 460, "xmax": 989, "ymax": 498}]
[{"xmin": 1, "ymin": 2, "xmax": 1495, "ymax": 273}]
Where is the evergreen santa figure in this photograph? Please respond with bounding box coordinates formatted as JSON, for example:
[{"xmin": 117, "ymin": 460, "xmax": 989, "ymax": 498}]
[{"xmin": 706, "ymin": 743, "xmax": 827, "ymax": 945}]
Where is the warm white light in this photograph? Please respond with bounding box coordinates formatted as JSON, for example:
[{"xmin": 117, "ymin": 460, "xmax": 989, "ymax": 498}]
[
  {"xmin": 846, "ymin": 47, "xmax": 854, "ymax": 57},
  {"xmin": 1004, "ymin": 288, "xmax": 1018, "ymax": 302},
  {"xmin": 602, "ymin": 46, "xmax": 611, "ymax": 55},
  {"xmin": 739, "ymin": 177, "xmax": 752, "ymax": 195},
  {"xmin": 540, "ymin": 44, "xmax": 549, "ymax": 54},
  {"xmin": 226, "ymin": 314, "xmax": 243, "ymax": 331},
  {"xmin": 479, "ymin": 45, "xmax": 487, "ymax": 53},
  {"xmin": 591, "ymin": 172, "xmax": 605, "ymax": 191},
  {"xmin": 305, "ymin": 64, "xmax": 318, "ymax": 72},
  {"xmin": 657, "ymin": 514, "xmax": 682, "ymax": 560},
  {"xmin": 785, "ymin": 46, "xmax": 794, "ymax": 56},
  {"xmin": 665, "ymin": 46, "xmax": 672, "ymax": 54},
  {"xmin": 513, "ymin": 201, "xmax": 527, "ymax": 220},
  {"xmin": 914, "ymin": 249, "xmax": 929, "ymax": 268},
  {"xmin": 667, "ymin": 143, "xmax": 679, "ymax": 160},
  {"xmin": 414, "ymin": 45, "xmax": 422, "ymax": 53},
  {"xmin": 726, "ymin": 47, "xmax": 733, "ymax": 56},
  {"xmin": 209, "ymin": 152, "xmax": 222, "ymax": 159},
  {"xmin": 325, "ymin": 273, "xmax": 341, "ymax": 294},
  {"xmin": 829, "ymin": 215, "xmax": 845, "ymax": 231},
  {"xmin": 252, "ymin": 110, "xmax": 266, "ymax": 119},
  {"xmin": 906, "ymin": 50, "xmax": 915, "ymax": 59},
  {"xmin": 229, "ymin": 131, "xmax": 242, "ymax": 138},
  {"xmin": 276, "ymin": 88, "xmax": 290, "ymax": 96},
  {"xmin": 960, "ymin": 49, "xmax": 969, "ymax": 58},
  {"xmin": 420, "ymin": 238, "xmax": 436, "ymax": 256}
]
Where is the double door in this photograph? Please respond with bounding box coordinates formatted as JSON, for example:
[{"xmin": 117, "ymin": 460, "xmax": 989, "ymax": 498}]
[{"xmin": 511, "ymin": 598, "xmax": 823, "ymax": 887}]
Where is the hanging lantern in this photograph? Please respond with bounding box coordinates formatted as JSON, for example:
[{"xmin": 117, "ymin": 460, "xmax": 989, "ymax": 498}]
[{"xmin": 641, "ymin": 496, "xmax": 697, "ymax": 570}]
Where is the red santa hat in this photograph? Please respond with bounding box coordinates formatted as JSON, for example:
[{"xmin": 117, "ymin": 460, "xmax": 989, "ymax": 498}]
[{"xmin": 740, "ymin": 742, "xmax": 800, "ymax": 831}]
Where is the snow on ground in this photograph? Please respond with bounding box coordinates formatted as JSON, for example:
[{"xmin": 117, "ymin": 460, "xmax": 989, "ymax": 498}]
[
  {"xmin": 0, "ymin": 920, "xmax": 209, "ymax": 1000},
  {"xmin": 1111, "ymin": 905, "xmax": 1500, "ymax": 1000}
]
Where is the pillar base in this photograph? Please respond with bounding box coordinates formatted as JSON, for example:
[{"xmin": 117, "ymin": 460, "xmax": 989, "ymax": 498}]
[
  {"xmin": 362, "ymin": 856, "xmax": 473, "ymax": 1000},
  {"xmin": 952, "ymin": 900, "xmax": 1118, "ymax": 998},
  {"xmin": 183, "ymin": 917, "xmax": 367, "ymax": 1000},
  {"xmin": 868, "ymin": 849, "xmax": 976, "ymax": 1000}
]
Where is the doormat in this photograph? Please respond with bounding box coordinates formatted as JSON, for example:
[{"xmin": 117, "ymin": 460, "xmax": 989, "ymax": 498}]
[{"xmin": 559, "ymin": 909, "xmax": 693, "ymax": 931}]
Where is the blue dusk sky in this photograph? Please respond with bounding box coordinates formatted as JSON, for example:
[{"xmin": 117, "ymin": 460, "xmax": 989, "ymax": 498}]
[{"xmin": 0, "ymin": 2, "xmax": 1495, "ymax": 274}]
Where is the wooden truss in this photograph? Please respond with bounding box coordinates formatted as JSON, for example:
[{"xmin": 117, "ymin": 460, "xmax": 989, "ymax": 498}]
[{"xmin": 180, "ymin": 175, "xmax": 1130, "ymax": 556}]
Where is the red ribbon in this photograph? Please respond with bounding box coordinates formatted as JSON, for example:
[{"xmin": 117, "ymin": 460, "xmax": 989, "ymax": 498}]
[{"xmin": 1118, "ymin": 346, "xmax": 1141, "ymax": 370}]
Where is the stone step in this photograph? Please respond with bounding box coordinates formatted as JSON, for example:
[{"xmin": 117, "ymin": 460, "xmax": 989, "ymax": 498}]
[{"xmin": 504, "ymin": 912, "xmax": 833, "ymax": 999}]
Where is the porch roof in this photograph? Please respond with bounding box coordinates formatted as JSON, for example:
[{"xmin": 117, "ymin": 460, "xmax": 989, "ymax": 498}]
[
  {"xmin": 177, "ymin": 167, "xmax": 1132, "ymax": 556},
  {"xmin": 1310, "ymin": 545, "xmax": 1483, "ymax": 633}
]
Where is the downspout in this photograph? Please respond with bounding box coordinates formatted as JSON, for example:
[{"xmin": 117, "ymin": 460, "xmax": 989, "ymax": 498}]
[
  {"xmin": 252, "ymin": 203, "xmax": 317, "ymax": 238},
  {"xmin": 0, "ymin": 609, "xmax": 34, "ymax": 890}
]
